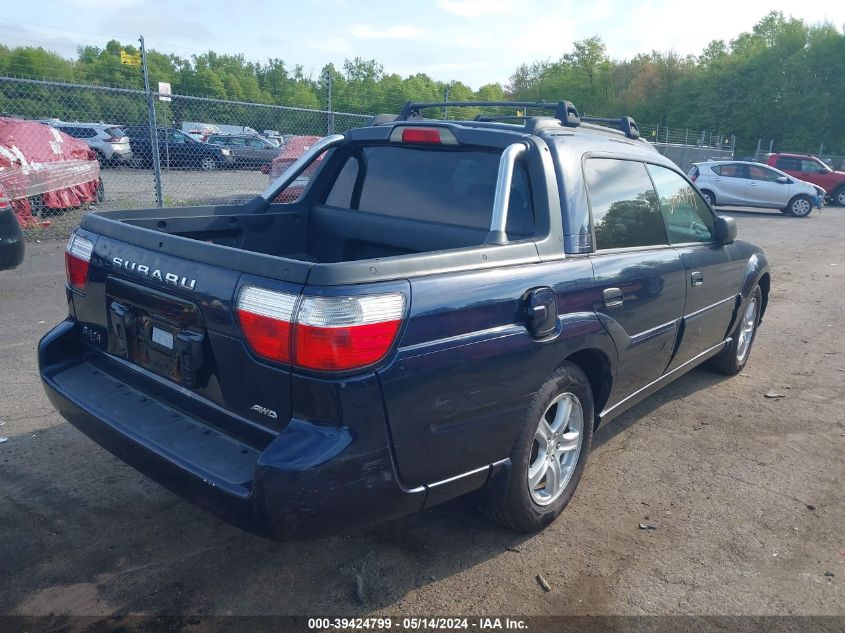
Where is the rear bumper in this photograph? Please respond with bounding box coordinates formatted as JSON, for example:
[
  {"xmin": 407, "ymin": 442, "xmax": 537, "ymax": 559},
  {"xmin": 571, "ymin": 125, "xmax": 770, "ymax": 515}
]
[
  {"xmin": 39, "ymin": 319, "xmax": 425, "ymax": 539},
  {"xmin": 110, "ymin": 148, "xmax": 133, "ymax": 162}
]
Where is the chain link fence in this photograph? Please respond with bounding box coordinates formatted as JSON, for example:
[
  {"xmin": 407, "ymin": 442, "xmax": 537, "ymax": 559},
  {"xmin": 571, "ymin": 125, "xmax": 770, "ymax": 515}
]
[
  {"xmin": 0, "ymin": 75, "xmax": 733, "ymax": 224},
  {"xmin": 753, "ymin": 139, "xmax": 845, "ymax": 170},
  {"xmin": 0, "ymin": 76, "xmax": 369, "ymax": 220}
]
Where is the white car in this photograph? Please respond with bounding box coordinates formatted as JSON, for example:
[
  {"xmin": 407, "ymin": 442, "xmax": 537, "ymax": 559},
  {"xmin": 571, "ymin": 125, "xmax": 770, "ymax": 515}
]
[{"xmin": 689, "ymin": 160, "xmax": 825, "ymax": 217}]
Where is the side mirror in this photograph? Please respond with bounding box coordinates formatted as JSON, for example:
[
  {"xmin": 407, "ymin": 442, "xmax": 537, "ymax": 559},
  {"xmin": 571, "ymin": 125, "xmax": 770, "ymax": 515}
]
[
  {"xmin": 715, "ymin": 215, "xmax": 737, "ymax": 245},
  {"xmin": 0, "ymin": 206, "xmax": 25, "ymax": 271},
  {"xmin": 776, "ymin": 176, "xmax": 789, "ymax": 184}
]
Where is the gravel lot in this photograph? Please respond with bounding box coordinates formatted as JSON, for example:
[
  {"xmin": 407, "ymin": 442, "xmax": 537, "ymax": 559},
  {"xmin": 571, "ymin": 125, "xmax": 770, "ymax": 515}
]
[{"xmin": 1, "ymin": 206, "xmax": 843, "ymax": 619}]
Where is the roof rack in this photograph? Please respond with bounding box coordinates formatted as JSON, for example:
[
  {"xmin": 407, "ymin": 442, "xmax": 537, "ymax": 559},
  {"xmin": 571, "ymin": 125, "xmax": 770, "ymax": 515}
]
[
  {"xmin": 394, "ymin": 100, "xmax": 641, "ymax": 140},
  {"xmin": 397, "ymin": 100, "xmax": 581, "ymax": 128}
]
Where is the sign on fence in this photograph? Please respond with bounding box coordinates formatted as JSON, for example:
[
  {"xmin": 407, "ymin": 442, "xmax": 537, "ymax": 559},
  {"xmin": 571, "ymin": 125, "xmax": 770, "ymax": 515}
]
[
  {"xmin": 119, "ymin": 50, "xmax": 141, "ymax": 66},
  {"xmin": 158, "ymin": 82, "xmax": 172, "ymax": 102}
]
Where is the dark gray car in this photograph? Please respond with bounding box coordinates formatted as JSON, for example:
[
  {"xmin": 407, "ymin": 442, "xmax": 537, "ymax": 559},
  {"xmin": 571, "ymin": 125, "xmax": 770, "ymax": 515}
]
[
  {"xmin": 0, "ymin": 202, "xmax": 24, "ymax": 270},
  {"xmin": 205, "ymin": 134, "xmax": 281, "ymax": 169}
]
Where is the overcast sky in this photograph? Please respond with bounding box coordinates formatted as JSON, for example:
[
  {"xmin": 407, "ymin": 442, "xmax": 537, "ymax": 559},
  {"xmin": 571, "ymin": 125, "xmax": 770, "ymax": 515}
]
[{"xmin": 2, "ymin": 0, "xmax": 844, "ymax": 88}]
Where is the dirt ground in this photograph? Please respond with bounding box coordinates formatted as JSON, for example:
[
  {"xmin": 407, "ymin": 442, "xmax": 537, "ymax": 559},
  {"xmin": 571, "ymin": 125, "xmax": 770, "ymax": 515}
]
[{"xmin": 1, "ymin": 206, "xmax": 843, "ymax": 619}]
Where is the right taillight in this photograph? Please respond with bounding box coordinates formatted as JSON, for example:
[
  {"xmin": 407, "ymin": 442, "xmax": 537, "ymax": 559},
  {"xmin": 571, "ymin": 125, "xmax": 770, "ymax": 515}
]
[
  {"xmin": 65, "ymin": 233, "xmax": 94, "ymax": 292},
  {"xmin": 236, "ymin": 286, "xmax": 406, "ymax": 372}
]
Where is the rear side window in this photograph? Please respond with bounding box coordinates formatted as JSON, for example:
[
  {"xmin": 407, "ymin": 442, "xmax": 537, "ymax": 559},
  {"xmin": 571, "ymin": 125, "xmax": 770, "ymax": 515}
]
[
  {"xmin": 647, "ymin": 164, "xmax": 715, "ymax": 244},
  {"xmin": 775, "ymin": 157, "xmax": 801, "ymax": 171},
  {"xmin": 584, "ymin": 158, "xmax": 667, "ymax": 250},
  {"xmin": 711, "ymin": 164, "xmax": 746, "ymax": 178},
  {"xmin": 323, "ymin": 146, "xmax": 535, "ymax": 236}
]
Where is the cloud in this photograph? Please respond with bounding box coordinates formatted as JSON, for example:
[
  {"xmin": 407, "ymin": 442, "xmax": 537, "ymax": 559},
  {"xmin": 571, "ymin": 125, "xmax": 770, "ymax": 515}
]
[
  {"xmin": 346, "ymin": 24, "xmax": 430, "ymax": 40},
  {"xmin": 437, "ymin": 0, "xmax": 511, "ymax": 17}
]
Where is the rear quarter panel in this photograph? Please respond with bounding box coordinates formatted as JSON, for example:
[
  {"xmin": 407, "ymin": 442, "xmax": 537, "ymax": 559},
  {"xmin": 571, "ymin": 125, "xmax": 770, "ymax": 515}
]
[{"xmin": 379, "ymin": 258, "xmax": 614, "ymax": 488}]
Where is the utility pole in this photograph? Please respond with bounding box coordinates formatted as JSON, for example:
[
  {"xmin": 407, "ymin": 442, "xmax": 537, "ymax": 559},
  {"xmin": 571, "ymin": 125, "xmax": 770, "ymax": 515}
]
[
  {"xmin": 326, "ymin": 69, "xmax": 334, "ymax": 135},
  {"xmin": 140, "ymin": 35, "xmax": 163, "ymax": 208},
  {"xmin": 443, "ymin": 87, "xmax": 450, "ymax": 120}
]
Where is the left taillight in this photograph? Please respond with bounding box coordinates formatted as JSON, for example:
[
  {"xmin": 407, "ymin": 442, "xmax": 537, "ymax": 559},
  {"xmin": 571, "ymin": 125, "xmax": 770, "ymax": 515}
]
[
  {"xmin": 65, "ymin": 233, "xmax": 94, "ymax": 291},
  {"xmin": 294, "ymin": 294, "xmax": 405, "ymax": 371}
]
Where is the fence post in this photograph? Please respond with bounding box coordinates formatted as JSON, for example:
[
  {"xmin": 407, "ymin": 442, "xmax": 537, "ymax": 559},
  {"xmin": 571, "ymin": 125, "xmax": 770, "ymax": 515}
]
[
  {"xmin": 685, "ymin": 129, "xmax": 688, "ymax": 145},
  {"xmin": 140, "ymin": 35, "xmax": 163, "ymax": 208},
  {"xmin": 768, "ymin": 139, "xmax": 774, "ymax": 154},
  {"xmin": 325, "ymin": 70, "xmax": 334, "ymax": 135}
]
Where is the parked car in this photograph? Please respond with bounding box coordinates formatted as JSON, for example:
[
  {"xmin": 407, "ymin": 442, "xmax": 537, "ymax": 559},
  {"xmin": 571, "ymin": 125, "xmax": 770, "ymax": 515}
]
[
  {"xmin": 50, "ymin": 122, "xmax": 133, "ymax": 166},
  {"xmin": 0, "ymin": 185, "xmax": 25, "ymax": 270},
  {"xmin": 266, "ymin": 135, "xmax": 322, "ymax": 200},
  {"xmin": 122, "ymin": 126, "xmax": 235, "ymax": 171},
  {"xmin": 39, "ymin": 100, "xmax": 769, "ymax": 539},
  {"xmin": 765, "ymin": 152, "xmax": 845, "ymax": 206},
  {"xmin": 205, "ymin": 134, "xmax": 281, "ymax": 169},
  {"xmin": 689, "ymin": 160, "xmax": 824, "ymax": 217},
  {"xmin": 261, "ymin": 130, "xmax": 284, "ymax": 146}
]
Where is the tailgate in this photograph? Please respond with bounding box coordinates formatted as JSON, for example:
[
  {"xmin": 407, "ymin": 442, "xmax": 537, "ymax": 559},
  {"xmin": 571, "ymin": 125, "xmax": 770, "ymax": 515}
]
[{"xmin": 70, "ymin": 227, "xmax": 303, "ymax": 433}]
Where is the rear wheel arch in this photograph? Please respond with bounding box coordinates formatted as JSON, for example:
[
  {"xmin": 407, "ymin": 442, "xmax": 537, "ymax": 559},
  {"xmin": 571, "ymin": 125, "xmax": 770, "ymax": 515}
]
[
  {"xmin": 758, "ymin": 273, "xmax": 770, "ymax": 320},
  {"xmin": 563, "ymin": 349, "xmax": 613, "ymax": 429}
]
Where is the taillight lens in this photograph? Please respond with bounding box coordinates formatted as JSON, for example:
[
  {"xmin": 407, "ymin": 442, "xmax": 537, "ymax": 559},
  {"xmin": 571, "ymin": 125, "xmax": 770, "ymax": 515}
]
[
  {"xmin": 236, "ymin": 287, "xmax": 406, "ymax": 372},
  {"xmin": 236, "ymin": 286, "xmax": 297, "ymax": 363},
  {"xmin": 0, "ymin": 183, "xmax": 10, "ymax": 209},
  {"xmin": 295, "ymin": 294, "xmax": 405, "ymax": 371},
  {"xmin": 65, "ymin": 233, "xmax": 94, "ymax": 291}
]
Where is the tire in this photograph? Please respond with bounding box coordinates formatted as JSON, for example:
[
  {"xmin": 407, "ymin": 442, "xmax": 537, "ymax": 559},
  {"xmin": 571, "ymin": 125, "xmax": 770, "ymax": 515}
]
[
  {"xmin": 700, "ymin": 189, "xmax": 716, "ymax": 207},
  {"xmin": 833, "ymin": 186, "xmax": 845, "ymax": 207},
  {"xmin": 477, "ymin": 363, "xmax": 594, "ymax": 533},
  {"xmin": 708, "ymin": 285, "xmax": 762, "ymax": 376},
  {"xmin": 200, "ymin": 155, "xmax": 218, "ymax": 172},
  {"xmin": 786, "ymin": 194, "xmax": 813, "ymax": 217}
]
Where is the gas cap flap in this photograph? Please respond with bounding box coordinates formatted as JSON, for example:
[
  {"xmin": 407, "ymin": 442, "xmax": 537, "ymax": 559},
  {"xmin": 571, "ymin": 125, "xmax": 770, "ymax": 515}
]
[{"xmin": 524, "ymin": 287, "xmax": 557, "ymax": 338}]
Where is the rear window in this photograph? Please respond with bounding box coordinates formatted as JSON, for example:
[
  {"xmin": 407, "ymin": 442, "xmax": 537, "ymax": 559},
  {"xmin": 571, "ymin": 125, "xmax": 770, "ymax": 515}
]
[
  {"xmin": 323, "ymin": 146, "xmax": 535, "ymax": 236},
  {"xmin": 104, "ymin": 126, "xmax": 125, "ymax": 138}
]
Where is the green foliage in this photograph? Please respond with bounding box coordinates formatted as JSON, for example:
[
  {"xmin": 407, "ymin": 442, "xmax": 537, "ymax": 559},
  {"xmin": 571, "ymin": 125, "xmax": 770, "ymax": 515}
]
[
  {"xmin": 0, "ymin": 11, "xmax": 842, "ymax": 152},
  {"xmin": 507, "ymin": 11, "xmax": 844, "ymax": 153}
]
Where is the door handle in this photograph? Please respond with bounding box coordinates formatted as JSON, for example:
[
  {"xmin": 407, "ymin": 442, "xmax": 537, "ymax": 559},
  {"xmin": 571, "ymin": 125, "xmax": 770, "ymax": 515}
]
[
  {"xmin": 603, "ymin": 287, "xmax": 624, "ymax": 308},
  {"xmin": 691, "ymin": 271, "xmax": 704, "ymax": 287}
]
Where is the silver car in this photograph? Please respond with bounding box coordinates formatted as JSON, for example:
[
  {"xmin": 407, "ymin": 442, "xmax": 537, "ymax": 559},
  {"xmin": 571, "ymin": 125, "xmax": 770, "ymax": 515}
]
[
  {"xmin": 689, "ymin": 160, "xmax": 825, "ymax": 217},
  {"xmin": 50, "ymin": 122, "xmax": 133, "ymax": 165}
]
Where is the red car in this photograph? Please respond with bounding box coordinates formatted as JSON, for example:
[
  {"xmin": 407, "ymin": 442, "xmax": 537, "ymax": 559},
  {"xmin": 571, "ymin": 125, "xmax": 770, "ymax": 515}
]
[
  {"xmin": 766, "ymin": 153, "xmax": 845, "ymax": 206},
  {"xmin": 266, "ymin": 135, "xmax": 323, "ymax": 203}
]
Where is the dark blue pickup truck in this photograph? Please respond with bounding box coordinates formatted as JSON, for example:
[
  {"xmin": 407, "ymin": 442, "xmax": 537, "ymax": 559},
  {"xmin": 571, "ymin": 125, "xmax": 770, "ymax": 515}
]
[{"xmin": 39, "ymin": 101, "xmax": 769, "ymax": 538}]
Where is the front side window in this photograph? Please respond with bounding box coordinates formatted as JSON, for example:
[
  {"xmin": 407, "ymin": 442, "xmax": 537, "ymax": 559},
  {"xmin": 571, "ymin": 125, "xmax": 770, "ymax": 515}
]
[
  {"xmin": 584, "ymin": 158, "xmax": 667, "ymax": 250},
  {"xmin": 647, "ymin": 164, "xmax": 715, "ymax": 244},
  {"xmin": 748, "ymin": 165, "xmax": 782, "ymax": 182},
  {"xmin": 801, "ymin": 159, "xmax": 829, "ymax": 174}
]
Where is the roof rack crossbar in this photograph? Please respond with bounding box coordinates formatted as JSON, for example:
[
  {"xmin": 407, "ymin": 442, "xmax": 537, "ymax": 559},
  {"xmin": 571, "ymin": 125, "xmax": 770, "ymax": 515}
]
[
  {"xmin": 398, "ymin": 100, "xmax": 582, "ymax": 128},
  {"xmin": 580, "ymin": 115, "xmax": 640, "ymax": 140}
]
